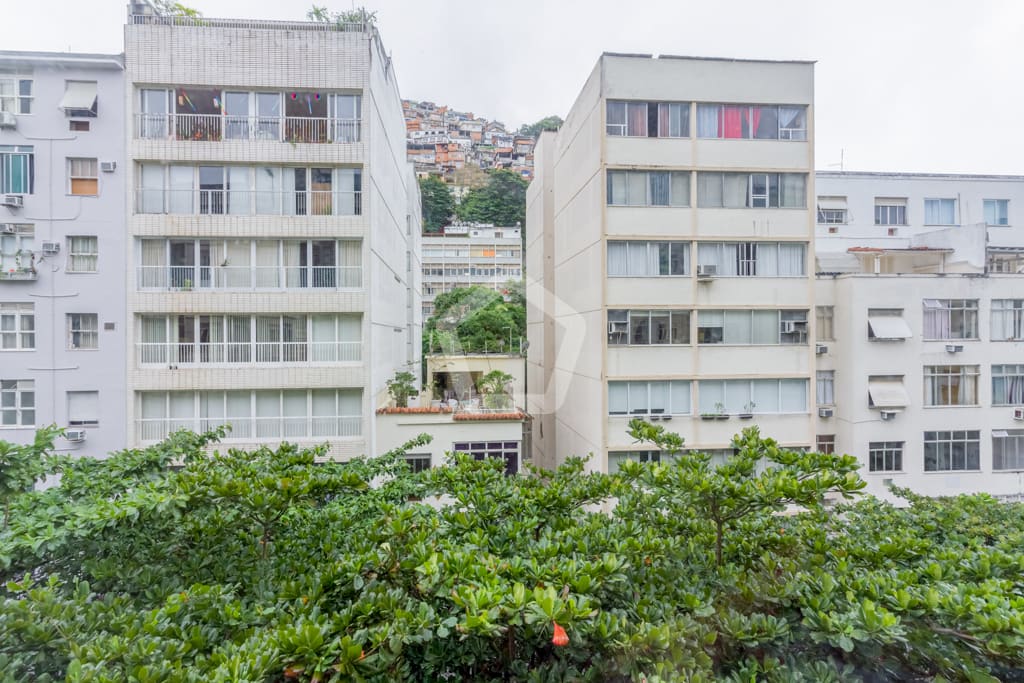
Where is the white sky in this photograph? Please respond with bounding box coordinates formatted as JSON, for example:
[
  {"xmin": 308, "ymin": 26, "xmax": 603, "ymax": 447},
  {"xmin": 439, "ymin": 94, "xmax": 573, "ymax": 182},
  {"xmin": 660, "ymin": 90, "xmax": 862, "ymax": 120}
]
[{"xmin": 4, "ymin": 0, "xmax": 1024, "ymax": 174}]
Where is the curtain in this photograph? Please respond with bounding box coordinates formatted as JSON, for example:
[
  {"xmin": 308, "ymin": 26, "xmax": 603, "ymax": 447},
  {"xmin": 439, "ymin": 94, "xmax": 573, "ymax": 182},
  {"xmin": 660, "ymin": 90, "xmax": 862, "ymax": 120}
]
[
  {"xmin": 648, "ymin": 382, "xmax": 667, "ymax": 413},
  {"xmin": 255, "ymin": 241, "xmax": 279, "ymax": 287},
  {"xmin": 227, "ymin": 167, "xmax": 250, "ymax": 215},
  {"xmin": 780, "ymin": 174, "xmax": 806, "ymax": 207},
  {"xmin": 756, "ymin": 243, "xmax": 778, "ymax": 276},
  {"xmin": 199, "ymin": 391, "xmax": 225, "ymax": 429},
  {"xmin": 607, "ymin": 242, "xmax": 627, "ymax": 276},
  {"xmin": 627, "ymin": 382, "xmax": 649, "ymax": 414},
  {"xmin": 626, "ymin": 172, "xmax": 646, "ymax": 206},
  {"xmin": 168, "ymin": 166, "xmax": 193, "ymax": 214},
  {"xmin": 752, "ymin": 106, "xmax": 774, "ymax": 139},
  {"xmin": 607, "ymin": 171, "xmax": 627, "ymax": 205},
  {"xmin": 606, "ymin": 101, "xmax": 626, "ymax": 134},
  {"xmin": 139, "ymin": 239, "xmax": 166, "ymax": 288},
  {"xmin": 925, "ymin": 199, "xmax": 955, "ymax": 224},
  {"xmin": 658, "ymin": 103, "xmax": 670, "ymax": 138},
  {"xmin": 312, "ymin": 315, "xmax": 336, "ymax": 362},
  {"xmin": 139, "ymin": 164, "xmax": 165, "ymax": 213},
  {"xmin": 698, "ymin": 381, "xmax": 724, "ymax": 413},
  {"xmin": 649, "ymin": 172, "xmax": 669, "ymax": 206},
  {"xmin": 697, "ymin": 173, "xmax": 722, "ymax": 207},
  {"xmin": 753, "ymin": 380, "xmax": 780, "ymax": 412},
  {"xmin": 669, "ymin": 380, "xmax": 690, "ymax": 414},
  {"xmin": 282, "ymin": 241, "xmax": 303, "ymax": 287},
  {"xmin": 723, "ymin": 174, "xmax": 747, "ymax": 208},
  {"xmin": 627, "ymin": 241, "xmax": 648, "ymax": 276},
  {"xmin": 338, "ymin": 390, "xmax": 361, "ymax": 416},
  {"xmin": 697, "ymin": 104, "xmax": 719, "ymax": 137},
  {"xmin": 659, "ymin": 103, "xmax": 689, "ymax": 137},
  {"xmin": 724, "ymin": 311, "xmax": 752, "ymax": 344},
  {"xmin": 335, "ymin": 168, "xmax": 358, "ymax": 215},
  {"xmin": 626, "ymin": 102, "xmax": 646, "ymax": 136},
  {"xmin": 779, "ymin": 107, "xmax": 806, "ymax": 139},
  {"xmin": 255, "ymin": 167, "xmax": 280, "ymax": 215},
  {"xmin": 752, "ymin": 310, "xmax": 778, "ymax": 343},
  {"xmin": 817, "ymin": 373, "xmax": 834, "ymax": 405},
  {"xmin": 311, "ymin": 389, "xmax": 336, "ymax": 436},
  {"xmin": 780, "ymin": 379, "xmax": 807, "ymax": 412},
  {"xmin": 339, "ymin": 240, "xmax": 361, "ymax": 286},
  {"xmin": 608, "ymin": 383, "xmax": 628, "ymax": 414},
  {"xmin": 283, "ymin": 168, "xmax": 299, "ymax": 216},
  {"xmin": 922, "ymin": 300, "xmax": 949, "ymax": 339},
  {"xmin": 670, "ymin": 172, "xmax": 690, "ymax": 206},
  {"xmin": 778, "ymin": 243, "xmax": 805, "ymax": 276},
  {"xmin": 722, "ymin": 106, "xmax": 744, "ymax": 138},
  {"xmin": 140, "ymin": 393, "xmax": 166, "ymax": 421}
]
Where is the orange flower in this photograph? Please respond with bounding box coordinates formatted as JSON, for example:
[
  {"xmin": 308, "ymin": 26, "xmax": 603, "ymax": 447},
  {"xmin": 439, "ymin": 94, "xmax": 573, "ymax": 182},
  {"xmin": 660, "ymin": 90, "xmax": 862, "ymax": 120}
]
[{"xmin": 552, "ymin": 621, "xmax": 569, "ymax": 647}]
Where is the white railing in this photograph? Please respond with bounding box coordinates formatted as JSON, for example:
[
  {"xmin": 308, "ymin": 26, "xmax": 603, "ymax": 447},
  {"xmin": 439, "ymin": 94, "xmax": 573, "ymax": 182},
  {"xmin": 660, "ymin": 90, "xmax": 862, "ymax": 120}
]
[
  {"xmin": 136, "ymin": 415, "xmax": 362, "ymax": 443},
  {"xmin": 136, "ymin": 189, "xmax": 361, "ymax": 216},
  {"xmin": 129, "ymin": 14, "xmax": 370, "ymax": 33},
  {"xmin": 135, "ymin": 113, "xmax": 361, "ymax": 143},
  {"xmin": 137, "ymin": 341, "xmax": 361, "ymax": 365},
  {"xmin": 136, "ymin": 265, "xmax": 361, "ymax": 290}
]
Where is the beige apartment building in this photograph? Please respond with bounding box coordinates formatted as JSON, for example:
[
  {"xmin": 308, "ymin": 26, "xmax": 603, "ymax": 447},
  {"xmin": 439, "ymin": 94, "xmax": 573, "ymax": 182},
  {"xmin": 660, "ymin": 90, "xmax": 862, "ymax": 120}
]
[
  {"xmin": 527, "ymin": 53, "xmax": 816, "ymax": 470},
  {"xmin": 123, "ymin": 4, "xmax": 421, "ymax": 459}
]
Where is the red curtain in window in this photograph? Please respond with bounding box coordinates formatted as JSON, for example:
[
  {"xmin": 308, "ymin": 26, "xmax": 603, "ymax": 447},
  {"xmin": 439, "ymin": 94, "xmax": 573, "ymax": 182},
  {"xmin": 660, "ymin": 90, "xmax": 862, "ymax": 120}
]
[
  {"xmin": 628, "ymin": 104, "xmax": 647, "ymax": 136},
  {"xmin": 722, "ymin": 106, "xmax": 743, "ymax": 138}
]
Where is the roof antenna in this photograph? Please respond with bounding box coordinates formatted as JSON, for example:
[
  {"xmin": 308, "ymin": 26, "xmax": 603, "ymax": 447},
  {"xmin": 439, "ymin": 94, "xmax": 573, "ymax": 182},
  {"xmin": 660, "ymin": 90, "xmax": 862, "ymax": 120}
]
[{"xmin": 827, "ymin": 149, "xmax": 845, "ymax": 172}]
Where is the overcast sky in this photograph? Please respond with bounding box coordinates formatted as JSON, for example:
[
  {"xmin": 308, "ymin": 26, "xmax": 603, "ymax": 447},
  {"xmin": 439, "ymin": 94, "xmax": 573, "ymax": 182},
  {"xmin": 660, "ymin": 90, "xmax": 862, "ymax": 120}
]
[{"xmin": 4, "ymin": 0, "xmax": 1023, "ymax": 174}]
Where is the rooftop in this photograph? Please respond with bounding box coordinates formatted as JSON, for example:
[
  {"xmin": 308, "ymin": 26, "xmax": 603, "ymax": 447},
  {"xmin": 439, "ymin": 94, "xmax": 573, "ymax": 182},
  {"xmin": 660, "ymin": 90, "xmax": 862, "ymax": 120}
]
[
  {"xmin": 817, "ymin": 170, "xmax": 1024, "ymax": 182},
  {"xmin": 601, "ymin": 52, "xmax": 816, "ymax": 65},
  {"xmin": 0, "ymin": 50, "xmax": 124, "ymax": 68}
]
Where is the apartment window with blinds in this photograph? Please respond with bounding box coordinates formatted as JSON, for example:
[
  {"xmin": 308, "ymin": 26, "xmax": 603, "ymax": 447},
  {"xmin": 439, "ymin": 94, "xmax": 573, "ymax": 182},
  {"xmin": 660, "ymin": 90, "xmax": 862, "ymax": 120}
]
[
  {"xmin": 68, "ymin": 158, "xmax": 98, "ymax": 196},
  {"xmin": 922, "ymin": 299, "xmax": 978, "ymax": 340},
  {"xmin": 991, "ymin": 300, "xmax": 1024, "ymax": 341},
  {"xmin": 1, "ymin": 379, "xmax": 34, "ymax": 427},
  {"xmin": 815, "ymin": 435, "xmax": 835, "ymax": 455},
  {"xmin": 993, "ymin": 430, "xmax": 1024, "ymax": 470},
  {"xmin": 696, "ymin": 172, "xmax": 806, "ymax": 208},
  {"xmin": 608, "ymin": 381, "xmax": 691, "ymax": 416},
  {"xmin": 696, "ymin": 242, "xmax": 806, "ymax": 277},
  {"xmin": 67, "ymin": 313, "xmax": 98, "ymax": 350},
  {"xmin": 817, "ymin": 371, "xmax": 835, "ymax": 406},
  {"xmin": 695, "ymin": 104, "xmax": 806, "ymax": 140},
  {"xmin": 924, "ymin": 430, "xmax": 980, "ymax": 471},
  {"xmin": 607, "ymin": 310, "xmax": 689, "ymax": 345},
  {"xmin": 1, "ymin": 146, "xmax": 34, "ymax": 194},
  {"xmin": 67, "ymin": 390, "xmax": 99, "ymax": 426},
  {"xmin": 607, "ymin": 241, "xmax": 689, "ymax": 276},
  {"xmin": 923, "ymin": 365, "xmax": 979, "ymax": 407},
  {"xmin": 607, "ymin": 170, "xmax": 691, "ymax": 206},
  {"xmin": 697, "ymin": 309, "xmax": 807, "ymax": 345},
  {"xmin": 874, "ymin": 199, "xmax": 907, "ymax": 225},
  {"xmin": 67, "ymin": 236, "xmax": 98, "ymax": 272},
  {"xmin": 816, "ymin": 306, "xmax": 834, "ymax": 341},
  {"xmin": 698, "ymin": 378, "xmax": 808, "ymax": 414},
  {"xmin": 869, "ymin": 442, "xmax": 903, "ymax": 472},
  {"xmin": 606, "ymin": 101, "xmax": 690, "ymax": 138},
  {"xmin": 0, "ymin": 303, "xmax": 34, "ymax": 350},
  {"xmin": 992, "ymin": 365, "xmax": 1024, "ymax": 406}
]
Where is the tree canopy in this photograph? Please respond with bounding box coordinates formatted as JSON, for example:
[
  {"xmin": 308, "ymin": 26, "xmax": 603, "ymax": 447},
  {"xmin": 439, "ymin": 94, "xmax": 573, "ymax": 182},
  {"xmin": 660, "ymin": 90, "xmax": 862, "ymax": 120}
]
[
  {"xmin": 418, "ymin": 175, "xmax": 455, "ymax": 233},
  {"xmin": 424, "ymin": 285, "xmax": 525, "ymax": 355},
  {"xmin": 2, "ymin": 424, "xmax": 1024, "ymax": 681},
  {"xmin": 517, "ymin": 115, "xmax": 564, "ymax": 138},
  {"xmin": 455, "ymin": 170, "xmax": 528, "ymax": 228}
]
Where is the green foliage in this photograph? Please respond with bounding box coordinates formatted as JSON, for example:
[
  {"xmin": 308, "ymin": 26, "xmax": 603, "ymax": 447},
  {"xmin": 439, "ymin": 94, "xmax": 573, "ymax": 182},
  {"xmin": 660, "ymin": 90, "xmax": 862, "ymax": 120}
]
[
  {"xmin": 306, "ymin": 4, "xmax": 377, "ymax": 26},
  {"xmin": 424, "ymin": 285, "xmax": 525, "ymax": 354},
  {"xmin": 418, "ymin": 175, "xmax": 454, "ymax": 233},
  {"xmin": 477, "ymin": 370, "xmax": 514, "ymax": 409},
  {"xmin": 455, "ymin": 169, "xmax": 528, "ymax": 228},
  {"xmin": 385, "ymin": 371, "xmax": 418, "ymax": 408},
  {"xmin": 518, "ymin": 115, "xmax": 564, "ymax": 137},
  {"xmin": 152, "ymin": 0, "xmax": 202, "ymax": 17},
  {"xmin": 2, "ymin": 425, "xmax": 1024, "ymax": 681},
  {"xmin": 0, "ymin": 426, "xmax": 62, "ymax": 529}
]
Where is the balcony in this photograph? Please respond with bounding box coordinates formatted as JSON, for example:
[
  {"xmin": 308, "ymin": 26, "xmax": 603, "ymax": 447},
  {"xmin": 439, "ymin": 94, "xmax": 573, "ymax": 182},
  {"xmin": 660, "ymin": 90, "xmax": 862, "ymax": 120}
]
[
  {"xmin": 135, "ymin": 189, "xmax": 362, "ymax": 217},
  {"xmin": 137, "ymin": 340, "xmax": 361, "ymax": 365},
  {"xmin": 135, "ymin": 113, "xmax": 361, "ymax": 144},
  {"xmin": 0, "ymin": 268, "xmax": 37, "ymax": 282},
  {"xmin": 136, "ymin": 415, "xmax": 362, "ymax": 443},
  {"xmin": 136, "ymin": 265, "xmax": 361, "ymax": 290}
]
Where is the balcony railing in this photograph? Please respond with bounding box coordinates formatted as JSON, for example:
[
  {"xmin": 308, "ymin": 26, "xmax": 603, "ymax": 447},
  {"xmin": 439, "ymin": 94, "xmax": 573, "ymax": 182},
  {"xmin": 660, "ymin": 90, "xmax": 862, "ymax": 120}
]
[
  {"xmin": 136, "ymin": 265, "xmax": 361, "ymax": 290},
  {"xmin": 0, "ymin": 268, "xmax": 38, "ymax": 282},
  {"xmin": 136, "ymin": 189, "xmax": 362, "ymax": 216},
  {"xmin": 135, "ymin": 113, "xmax": 361, "ymax": 143},
  {"xmin": 136, "ymin": 415, "xmax": 362, "ymax": 443},
  {"xmin": 137, "ymin": 341, "xmax": 361, "ymax": 365}
]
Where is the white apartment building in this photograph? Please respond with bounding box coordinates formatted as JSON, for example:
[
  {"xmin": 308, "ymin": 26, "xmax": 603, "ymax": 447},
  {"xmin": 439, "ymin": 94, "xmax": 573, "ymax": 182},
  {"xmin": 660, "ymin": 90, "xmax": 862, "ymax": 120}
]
[
  {"xmin": 814, "ymin": 172, "xmax": 1024, "ymax": 501},
  {"xmin": 421, "ymin": 224, "xmax": 522, "ymax": 319},
  {"xmin": 0, "ymin": 51, "xmax": 127, "ymax": 457},
  {"xmin": 527, "ymin": 54, "xmax": 816, "ymax": 471},
  {"xmin": 124, "ymin": 4, "xmax": 421, "ymax": 460}
]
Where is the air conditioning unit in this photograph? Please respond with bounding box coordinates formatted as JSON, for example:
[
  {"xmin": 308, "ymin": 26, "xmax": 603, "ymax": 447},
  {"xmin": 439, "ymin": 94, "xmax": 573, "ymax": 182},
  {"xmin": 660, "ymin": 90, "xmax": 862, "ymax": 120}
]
[
  {"xmin": 1014, "ymin": 408, "xmax": 1024, "ymax": 421},
  {"xmin": 815, "ymin": 343, "xmax": 828, "ymax": 355},
  {"xmin": 100, "ymin": 161, "xmax": 117, "ymax": 173},
  {"xmin": 880, "ymin": 410, "xmax": 897, "ymax": 421},
  {"xmin": 0, "ymin": 111, "xmax": 15, "ymax": 128},
  {"xmin": 945, "ymin": 344, "xmax": 964, "ymax": 353},
  {"xmin": 65, "ymin": 428, "xmax": 87, "ymax": 442},
  {"xmin": 696, "ymin": 264, "xmax": 717, "ymax": 279},
  {"xmin": 781, "ymin": 320, "xmax": 806, "ymax": 334},
  {"xmin": 818, "ymin": 407, "xmax": 834, "ymax": 418},
  {"xmin": 41, "ymin": 241, "xmax": 60, "ymax": 255},
  {"xmin": 1, "ymin": 224, "xmax": 15, "ymax": 234},
  {"xmin": 887, "ymin": 228, "xmax": 898, "ymax": 237},
  {"xmin": 1, "ymin": 195, "xmax": 24, "ymax": 208}
]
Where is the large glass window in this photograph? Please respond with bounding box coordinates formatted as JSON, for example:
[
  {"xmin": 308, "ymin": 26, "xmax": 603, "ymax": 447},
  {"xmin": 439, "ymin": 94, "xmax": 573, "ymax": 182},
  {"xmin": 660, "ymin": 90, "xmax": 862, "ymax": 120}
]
[
  {"xmin": 992, "ymin": 365, "xmax": 1024, "ymax": 406},
  {"xmin": 67, "ymin": 236, "xmax": 98, "ymax": 272},
  {"xmin": 608, "ymin": 310, "xmax": 689, "ymax": 345},
  {"xmin": 922, "ymin": 299, "xmax": 978, "ymax": 340},
  {"xmin": 924, "ymin": 198, "xmax": 957, "ymax": 225},
  {"xmin": 0, "ymin": 77, "xmax": 32, "ymax": 114},
  {"xmin": 817, "ymin": 371, "xmax": 834, "ymax": 406},
  {"xmin": 984, "ymin": 199, "xmax": 1009, "ymax": 226},
  {"xmin": 696, "ymin": 242, "xmax": 806, "ymax": 277},
  {"xmin": 68, "ymin": 158, "xmax": 98, "ymax": 196},
  {"xmin": 0, "ymin": 303, "xmax": 34, "ymax": 350},
  {"xmin": 816, "ymin": 306, "xmax": 834, "ymax": 341},
  {"xmin": 868, "ymin": 442, "xmax": 904, "ymax": 472},
  {"xmin": 993, "ymin": 430, "xmax": 1024, "ymax": 470},
  {"xmin": 924, "ymin": 431, "xmax": 980, "ymax": 471},
  {"xmin": 696, "ymin": 172, "xmax": 805, "ymax": 208},
  {"xmin": 923, "ymin": 365, "xmax": 979, "ymax": 406},
  {"xmin": 608, "ymin": 381, "xmax": 691, "ymax": 416},
  {"xmin": 0, "ymin": 146, "xmax": 34, "ymax": 194},
  {"xmin": 67, "ymin": 391, "xmax": 99, "ymax": 426},
  {"xmin": 0, "ymin": 379, "xmax": 34, "ymax": 426},
  {"xmin": 67, "ymin": 313, "xmax": 98, "ymax": 350},
  {"xmin": 607, "ymin": 170, "xmax": 690, "ymax": 206},
  {"xmin": 0, "ymin": 224, "xmax": 34, "ymax": 272},
  {"xmin": 607, "ymin": 241, "xmax": 689, "ymax": 277},
  {"xmin": 874, "ymin": 199, "xmax": 907, "ymax": 225},
  {"xmin": 991, "ymin": 300, "xmax": 1024, "ymax": 341},
  {"xmin": 697, "ymin": 309, "xmax": 806, "ymax": 345},
  {"xmin": 606, "ymin": 101, "xmax": 690, "ymax": 138},
  {"xmin": 452, "ymin": 441, "xmax": 520, "ymax": 476},
  {"xmin": 695, "ymin": 104, "xmax": 806, "ymax": 140},
  {"xmin": 697, "ymin": 378, "xmax": 807, "ymax": 414}
]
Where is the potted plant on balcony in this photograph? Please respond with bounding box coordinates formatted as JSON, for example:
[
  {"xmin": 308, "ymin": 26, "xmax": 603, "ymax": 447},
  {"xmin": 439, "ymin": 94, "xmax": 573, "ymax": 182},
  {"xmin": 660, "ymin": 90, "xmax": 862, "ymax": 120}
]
[
  {"xmin": 701, "ymin": 402, "xmax": 729, "ymax": 421},
  {"xmin": 738, "ymin": 402, "xmax": 756, "ymax": 420},
  {"xmin": 386, "ymin": 371, "xmax": 418, "ymax": 408},
  {"xmin": 477, "ymin": 370, "xmax": 514, "ymax": 410}
]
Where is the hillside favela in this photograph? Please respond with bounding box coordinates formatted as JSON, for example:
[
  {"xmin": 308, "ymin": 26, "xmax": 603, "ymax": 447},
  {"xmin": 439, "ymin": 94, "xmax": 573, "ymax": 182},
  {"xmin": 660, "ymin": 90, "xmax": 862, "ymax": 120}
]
[{"xmin": 1, "ymin": 1, "xmax": 1023, "ymax": 680}]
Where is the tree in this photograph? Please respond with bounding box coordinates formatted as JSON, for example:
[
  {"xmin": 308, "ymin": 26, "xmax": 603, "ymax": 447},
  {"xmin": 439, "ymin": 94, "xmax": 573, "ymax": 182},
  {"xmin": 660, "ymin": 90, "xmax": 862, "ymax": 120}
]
[
  {"xmin": 152, "ymin": 0, "xmax": 202, "ymax": 17},
  {"xmin": 418, "ymin": 175, "xmax": 454, "ymax": 232},
  {"xmin": 306, "ymin": 4, "xmax": 377, "ymax": 26},
  {"xmin": 424, "ymin": 285, "xmax": 525, "ymax": 354},
  {"xmin": 477, "ymin": 370, "xmax": 514, "ymax": 409},
  {"xmin": 455, "ymin": 169, "xmax": 528, "ymax": 227},
  {"xmin": 386, "ymin": 370, "xmax": 418, "ymax": 407},
  {"xmin": 517, "ymin": 115, "xmax": 564, "ymax": 137}
]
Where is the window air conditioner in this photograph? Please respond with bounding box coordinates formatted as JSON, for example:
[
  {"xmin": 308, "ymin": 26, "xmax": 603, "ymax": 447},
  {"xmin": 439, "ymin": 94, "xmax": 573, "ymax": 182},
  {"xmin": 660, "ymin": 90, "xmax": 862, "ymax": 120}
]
[
  {"xmin": 1, "ymin": 195, "xmax": 24, "ymax": 208},
  {"xmin": 0, "ymin": 112, "xmax": 15, "ymax": 128},
  {"xmin": 41, "ymin": 241, "xmax": 60, "ymax": 255},
  {"xmin": 696, "ymin": 264, "xmax": 717, "ymax": 279},
  {"xmin": 781, "ymin": 321, "xmax": 806, "ymax": 334},
  {"xmin": 100, "ymin": 161, "xmax": 117, "ymax": 173},
  {"xmin": 880, "ymin": 410, "xmax": 897, "ymax": 421},
  {"xmin": 1014, "ymin": 408, "xmax": 1024, "ymax": 421},
  {"xmin": 815, "ymin": 343, "xmax": 828, "ymax": 355},
  {"xmin": 945, "ymin": 344, "xmax": 964, "ymax": 353},
  {"xmin": 818, "ymin": 407, "xmax": 834, "ymax": 418},
  {"xmin": 65, "ymin": 428, "xmax": 87, "ymax": 442}
]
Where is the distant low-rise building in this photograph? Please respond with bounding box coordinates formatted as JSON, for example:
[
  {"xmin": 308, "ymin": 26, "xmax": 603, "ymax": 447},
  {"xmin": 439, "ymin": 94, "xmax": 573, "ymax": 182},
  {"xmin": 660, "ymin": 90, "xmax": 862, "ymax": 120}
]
[{"xmin": 421, "ymin": 224, "xmax": 522, "ymax": 319}]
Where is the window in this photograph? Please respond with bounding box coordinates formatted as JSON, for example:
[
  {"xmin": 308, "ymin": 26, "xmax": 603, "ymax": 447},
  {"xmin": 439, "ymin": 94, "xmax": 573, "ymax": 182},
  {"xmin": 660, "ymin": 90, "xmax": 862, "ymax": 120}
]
[
  {"xmin": 453, "ymin": 441, "xmax": 520, "ymax": 476},
  {"xmin": 816, "ymin": 197, "xmax": 847, "ymax": 224},
  {"xmin": 816, "ymin": 435, "xmax": 835, "ymax": 455},
  {"xmin": 68, "ymin": 158, "xmax": 98, "ymax": 196},
  {"xmin": 982, "ymin": 199, "xmax": 1009, "ymax": 226},
  {"xmin": 1, "ymin": 379, "xmax": 34, "ymax": 426},
  {"xmin": 922, "ymin": 299, "xmax": 977, "ymax": 340},
  {"xmin": 606, "ymin": 101, "xmax": 690, "ymax": 138},
  {"xmin": 696, "ymin": 242, "xmax": 806, "ymax": 277},
  {"xmin": 991, "ymin": 300, "xmax": 1024, "ymax": 341},
  {"xmin": 924, "ymin": 198, "xmax": 956, "ymax": 225},
  {"xmin": 697, "ymin": 309, "xmax": 806, "ymax": 345},
  {"xmin": 867, "ymin": 308, "xmax": 911, "ymax": 341},
  {"xmin": 697, "ymin": 378, "xmax": 807, "ymax": 414},
  {"xmin": 695, "ymin": 104, "xmax": 806, "ymax": 140},
  {"xmin": 816, "ymin": 371, "xmax": 835, "ymax": 406},
  {"xmin": 608, "ymin": 381, "xmax": 691, "ymax": 416},
  {"xmin": 869, "ymin": 442, "xmax": 903, "ymax": 472},
  {"xmin": 0, "ymin": 146, "xmax": 34, "ymax": 194},
  {"xmin": 696, "ymin": 172, "xmax": 806, "ymax": 208},
  {"xmin": 607, "ymin": 241, "xmax": 689, "ymax": 276},
  {"xmin": 923, "ymin": 365, "xmax": 979, "ymax": 406},
  {"xmin": 874, "ymin": 199, "xmax": 907, "ymax": 226},
  {"xmin": 67, "ymin": 314, "xmax": 98, "ymax": 350},
  {"xmin": 993, "ymin": 430, "xmax": 1024, "ymax": 470},
  {"xmin": 67, "ymin": 236, "xmax": 98, "ymax": 272},
  {"xmin": 60, "ymin": 81, "xmax": 98, "ymax": 118},
  {"xmin": 924, "ymin": 431, "xmax": 980, "ymax": 471},
  {"xmin": 0, "ymin": 224, "xmax": 34, "ymax": 271},
  {"xmin": 992, "ymin": 365, "xmax": 1024, "ymax": 406},
  {"xmin": 403, "ymin": 453, "xmax": 432, "ymax": 473},
  {"xmin": 67, "ymin": 390, "xmax": 99, "ymax": 426},
  {"xmin": 816, "ymin": 306, "xmax": 834, "ymax": 341},
  {"xmin": 608, "ymin": 450, "xmax": 664, "ymax": 473},
  {"xmin": 607, "ymin": 170, "xmax": 690, "ymax": 206},
  {"xmin": 867, "ymin": 375, "xmax": 909, "ymax": 409},
  {"xmin": 70, "ymin": 120, "xmax": 90, "ymax": 132},
  {"xmin": 0, "ymin": 303, "xmax": 34, "ymax": 350},
  {"xmin": 0, "ymin": 77, "xmax": 32, "ymax": 114},
  {"xmin": 608, "ymin": 310, "xmax": 689, "ymax": 345}
]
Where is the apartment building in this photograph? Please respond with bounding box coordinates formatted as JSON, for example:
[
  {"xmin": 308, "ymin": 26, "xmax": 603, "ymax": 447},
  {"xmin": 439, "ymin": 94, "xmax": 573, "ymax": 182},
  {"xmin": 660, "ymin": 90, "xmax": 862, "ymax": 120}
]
[
  {"xmin": 124, "ymin": 4, "xmax": 421, "ymax": 459},
  {"xmin": 814, "ymin": 172, "xmax": 1024, "ymax": 500},
  {"xmin": 421, "ymin": 224, "xmax": 522, "ymax": 319},
  {"xmin": 0, "ymin": 51, "xmax": 126, "ymax": 456},
  {"xmin": 527, "ymin": 54, "xmax": 816, "ymax": 471}
]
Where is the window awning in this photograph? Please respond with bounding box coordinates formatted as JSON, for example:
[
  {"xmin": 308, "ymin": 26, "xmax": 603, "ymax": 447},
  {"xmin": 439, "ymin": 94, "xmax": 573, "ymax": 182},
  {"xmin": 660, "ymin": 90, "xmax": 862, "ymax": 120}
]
[
  {"xmin": 868, "ymin": 379, "xmax": 910, "ymax": 408},
  {"xmin": 817, "ymin": 197, "xmax": 847, "ymax": 210},
  {"xmin": 59, "ymin": 81, "xmax": 96, "ymax": 110},
  {"xmin": 868, "ymin": 316, "xmax": 912, "ymax": 340}
]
